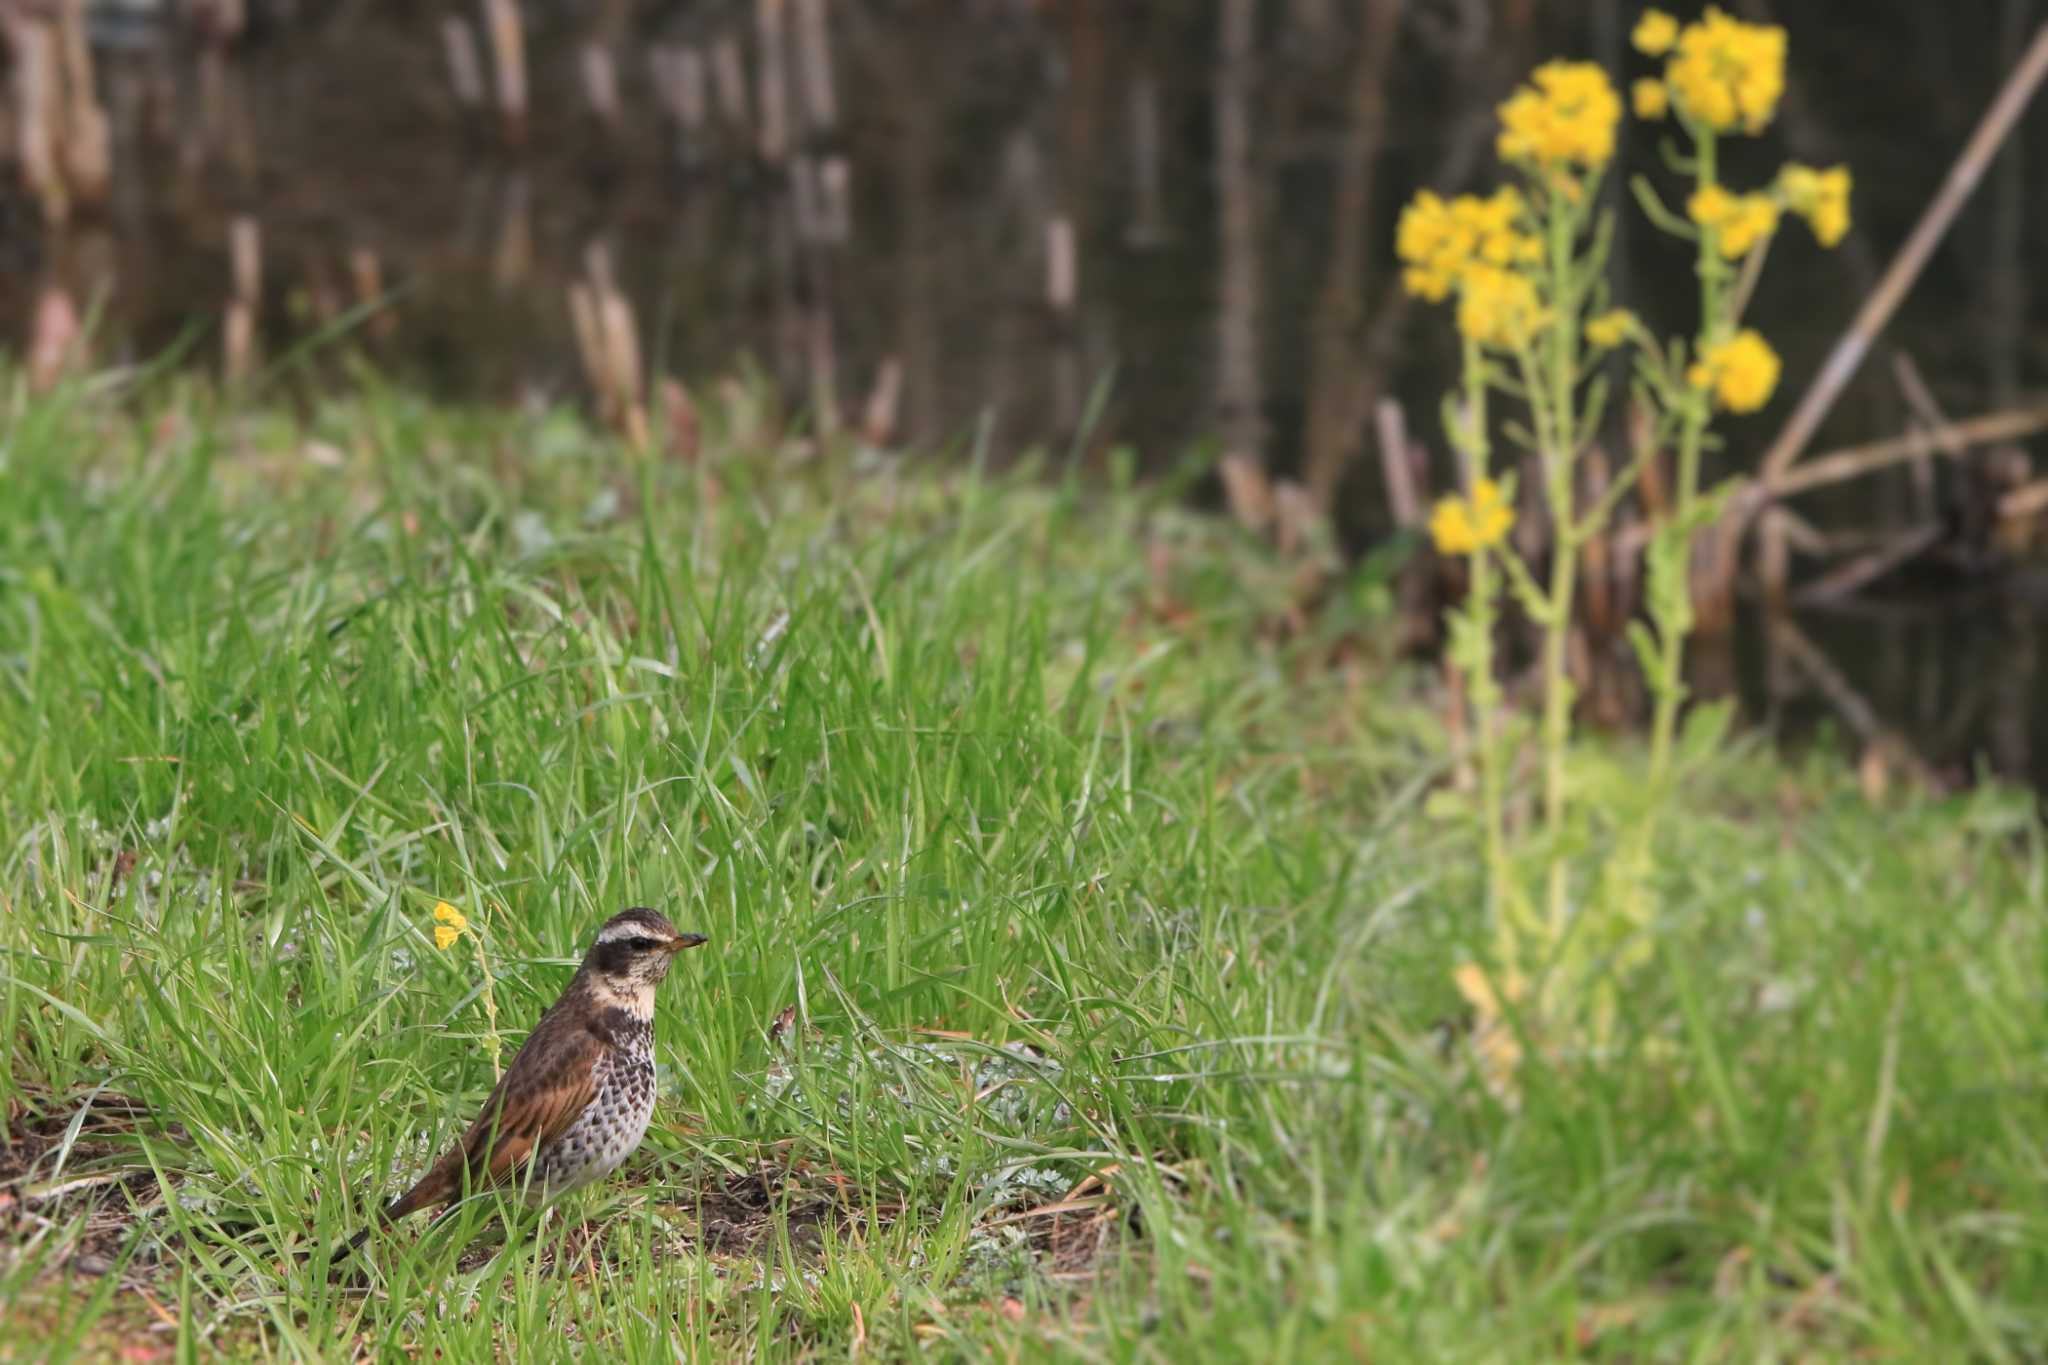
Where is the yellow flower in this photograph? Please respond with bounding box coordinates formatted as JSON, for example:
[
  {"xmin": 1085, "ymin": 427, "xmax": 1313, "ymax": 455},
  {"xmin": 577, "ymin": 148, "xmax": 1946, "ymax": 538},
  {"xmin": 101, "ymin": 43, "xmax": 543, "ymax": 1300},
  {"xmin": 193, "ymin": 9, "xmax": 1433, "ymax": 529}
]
[
  {"xmin": 1687, "ymin": 183, "xmax": 1735, "ymax": 228},
  {"xmin": 1585, "ymin": 309, "xmax": 1635, "ymax": 349},
  {"xmin": 1779, "ymin": 163, "xmax": 1852, "ymax": 247},
  {"xmin": 1496, "ymin": 61, "xmax": 1622, "ymax": 173},
  {"xmin": 1689, "ymin": 186, "xmax": 1778, "ymax": 258},
  {"xmin": 432, "ymin": 900, "xmax": 468, "ymax": 950},
  {"xmin": 1430, "ymin": 478, "xmax": 1516, "ymax": 556},
  {"xmin": 1690, "ymin": 330, "xmax": 1780, "ymax": 412},
  {"xmin": 1664, "ymin": 7, "xmax": 1786, "ymax": 133},
  {"xmin": 1632, "ymin": 78, "xmax": 1669, "ymax": 120},
  {"xmin": 1455, "ymin": 265, "xmax": 1545, "ymax": 348},
  {"xmin": 1718, "ymin": 194, "xmax": 1780, "ymax": 257},
  {"xmin": 1396, "ymin": 187, "xmax": 1537, "ymax": 302},
  {"xmin": 1632, "ymin": 9, "xmax": 1679, "ymax": 56}
]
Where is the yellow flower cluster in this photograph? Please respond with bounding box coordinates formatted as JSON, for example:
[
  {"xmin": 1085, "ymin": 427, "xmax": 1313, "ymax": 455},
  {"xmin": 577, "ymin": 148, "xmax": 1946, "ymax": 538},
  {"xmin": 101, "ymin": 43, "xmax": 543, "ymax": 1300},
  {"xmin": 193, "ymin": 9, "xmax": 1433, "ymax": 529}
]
[
  {"xmin": 1584, "ymin": 309, "xmax": 1635, "ymax": 350},
  {"xmin": 432, "ymin": 901, "xmax": 468, "ymax": 951},
  {"xmin": 1455, "ymin": 265, "xmax": 1545, "ymax": 348},
  {"xmin": 1396, "ymin": 188, "xmax": 1538, "ymax": 302},
  {"xmin": 1496, "ymin": 61, "xmax": 1621, "ymax": 172},
  {"xmin": 1779, "ymin": 163, "xmax": 1853, "ymax": 247},
  {"xmin": 1687, "ymin": 184, "xmax": 1780, "ymax": 258},
  {"xmin": 1631, "ymin": 79, "xmax": 1668, "ymax": 120},
  {"xmin": 1632, "ymin": 11, "xmax": 1680, "ymax": 56},
  {"xmin": 1641, "ymin": 7, "xmax": 1785, "ymax": 134},
  {"xmin": 1430, "ymin": 478, "xmax": 1515, "ymax": 556},
  {"xmin": 1687, "ymin": 330, "xmax": 1780, "ymax": 412}
]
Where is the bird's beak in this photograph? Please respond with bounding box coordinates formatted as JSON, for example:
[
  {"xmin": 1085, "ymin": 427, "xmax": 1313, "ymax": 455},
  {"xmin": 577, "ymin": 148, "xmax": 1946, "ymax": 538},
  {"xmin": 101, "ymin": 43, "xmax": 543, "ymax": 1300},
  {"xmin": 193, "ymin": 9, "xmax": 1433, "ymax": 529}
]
[{"xmin": 665, "ymin": 933, "xmax": 710, "ymax": 954}]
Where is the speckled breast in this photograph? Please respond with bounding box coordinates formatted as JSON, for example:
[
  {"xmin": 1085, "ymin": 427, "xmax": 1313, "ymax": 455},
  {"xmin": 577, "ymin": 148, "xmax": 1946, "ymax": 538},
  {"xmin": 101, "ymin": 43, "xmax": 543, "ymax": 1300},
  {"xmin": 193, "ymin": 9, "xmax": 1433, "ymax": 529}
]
[{"xmin": 532, "ymin": 1029, "xmax": 657, "ymax": 1198}]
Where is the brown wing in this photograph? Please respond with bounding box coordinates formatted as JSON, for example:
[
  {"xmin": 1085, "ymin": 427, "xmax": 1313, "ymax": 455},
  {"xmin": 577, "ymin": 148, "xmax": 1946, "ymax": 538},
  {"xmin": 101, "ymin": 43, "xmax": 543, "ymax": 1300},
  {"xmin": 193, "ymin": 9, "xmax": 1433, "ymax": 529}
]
[
  {"xmin": 455, "ymin": 1016, "xmax": 602, "ymax": 1187},
  {"xmin": 381, "ymin": 1007, "xmax": 602, "ymax": 1221}
]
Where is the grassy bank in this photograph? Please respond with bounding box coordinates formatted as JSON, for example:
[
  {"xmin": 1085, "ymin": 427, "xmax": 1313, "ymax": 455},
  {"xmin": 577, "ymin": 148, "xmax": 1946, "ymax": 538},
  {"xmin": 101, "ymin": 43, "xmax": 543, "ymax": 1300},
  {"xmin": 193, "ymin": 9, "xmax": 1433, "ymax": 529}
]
[{"xmin": 2, "ymin": 376, "xmax": 2044, "ymax": 1361}]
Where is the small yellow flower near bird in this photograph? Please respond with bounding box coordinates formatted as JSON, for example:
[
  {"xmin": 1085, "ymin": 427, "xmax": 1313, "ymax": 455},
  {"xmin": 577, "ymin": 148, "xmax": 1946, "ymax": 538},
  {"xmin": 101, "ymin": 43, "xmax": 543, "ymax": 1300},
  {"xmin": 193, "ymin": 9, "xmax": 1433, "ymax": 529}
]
[
  {"xmin": 1688, "ymin": 330, "xmax": 1781, "ymax": 413},
  {"xmin": 1631, "ymin": 79, "xmax": 1669, "ymax": 120},
  {"xmin": 1496, "ymin": 61, "xmax": 1621, "ymax": 173},
  {"xmin": 1430, "ymin": 478, "xmax": 1515, "ymax": 557},
  {"xmin": 1584, "ymin": 309, "xmax": 1635, "ymax": 349},
  {"xmin": 1631, "ymin": 9, "xmax": 1679, "ymax": 56},
  {"xmin": 432, "ymin": 901, "xmax": 468, "ymax": 951}
]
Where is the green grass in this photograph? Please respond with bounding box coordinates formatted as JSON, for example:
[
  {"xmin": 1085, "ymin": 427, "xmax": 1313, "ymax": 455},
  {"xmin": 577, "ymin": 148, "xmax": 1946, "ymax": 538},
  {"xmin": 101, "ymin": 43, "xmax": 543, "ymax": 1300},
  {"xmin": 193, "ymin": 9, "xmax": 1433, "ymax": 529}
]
[{"xmin": 1, "ymin": 372, "xmax": 2044, "ymax": 1362}]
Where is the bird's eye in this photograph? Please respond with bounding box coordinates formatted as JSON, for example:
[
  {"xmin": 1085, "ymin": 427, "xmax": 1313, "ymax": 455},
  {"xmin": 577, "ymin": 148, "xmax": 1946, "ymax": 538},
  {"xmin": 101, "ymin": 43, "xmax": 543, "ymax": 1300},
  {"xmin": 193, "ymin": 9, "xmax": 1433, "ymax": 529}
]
[{"xmin": 628, "ymin": 936, "xmax": 657, "ymax": 952}]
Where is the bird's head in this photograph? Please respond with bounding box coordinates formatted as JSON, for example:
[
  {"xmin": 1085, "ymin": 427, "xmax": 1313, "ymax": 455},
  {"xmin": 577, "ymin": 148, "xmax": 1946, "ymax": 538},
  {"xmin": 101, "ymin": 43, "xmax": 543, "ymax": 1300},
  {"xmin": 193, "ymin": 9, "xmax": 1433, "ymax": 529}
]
[{"xmin": 584, "ymin": 907, "xmax": 708, "ymax": 997}]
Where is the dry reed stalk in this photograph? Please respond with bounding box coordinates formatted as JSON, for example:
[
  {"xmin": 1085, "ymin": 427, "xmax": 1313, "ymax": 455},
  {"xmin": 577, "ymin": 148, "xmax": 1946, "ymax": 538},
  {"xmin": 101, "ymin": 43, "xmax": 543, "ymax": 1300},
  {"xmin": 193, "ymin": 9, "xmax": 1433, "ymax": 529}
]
[
  {"xmin": 580, "ymin": 43, "xmax": 621, "ymax": 129},
  {"xmin": 712, "ymin": 35, "xmax": 749, "ymax": 130},
  {"xmin": 55, "ymin": 0, "xmax": 108, "ymax": 208},
  {"xmin": 1757, "ymin": 22, "xmax": 2048, "ymax": 493},
  {"xmin": 222, "ymin": 213, "xmax": 261, "ymax": 382},
  {"xmin": 27, "ymin": 286, "xmax": 81, "ymax": 393},
  {"xmin": 1581, "ymin": 448, "xmax": 1615, "ymax": 634},
  {"xmin": 568, "ymin": 282, "xmax": 603, "ymax": 397},
  {"xmin": 480, "ymin": 0, "xmax": 528, "ymax": 148},
  {"xmin": 1791, "ymin": 524, "xmax": 1943, "ymax": 605},
  {"xmin": 1125, "ymin": 70, "xmax": 1167, "ymax": 248},
  {"xmin": 1374, "ymin": 398, "xmax": 1421, "ymax": 529},
  {"xmin": 229, "ymin": 214, "xmax": 260, "ymax": 304},
  {"xmin": 791, "ymin": 156, "xmax": 825, "ymax": 242},
  {"xmin": 791, "ymin": 0, "xmax": 837, "ymax": 133},
  {"xmin": 442, "ymin": 16, "xmax": 485, "ymax": 109},
  {"xmin": 660, "ymin": 377, "xmax": 701, "ymax": 463},
  {"xmin": 1045, "ymin": 216, "xmax": 1077, "ymax": 316},
  {"xmin": 1219, "ymin": 453, "xmax": 1276, "ymax": 535},
  {"xmin": 7, "ymin": 13, "xmax": 64, "ymax": 223},
  {"xmin": 806, "ymin": 306, "xmax": 840, "ymax": 440},
  {"xmin": 347, "ymin": 247, "xmax": 395, "ymax": 339},
  {"xmin": 861, "ymin": 357, "xmax": 902, "ymax": 447},
  {"xmin": 755, "ymin": 0, "xmax": 791, "ymax": 164},
  {"xmin": 1887, "ymin": 353, "xmax": 1941, "ymax": 519},
  {"xmin": 1772, "ymin": 406, "xmax": 2048, "ymax": 498},
  {"xmin": 818, "ymin": 156, "xmax": 851, "ymax": 242},
  {"xmin": 1997, "ymin": 478, "xmax": 2048, "ymax": 523},
  {"xmin": 650, "ymin": 45, "xmax": 708, "ymax": 134},
  {"xmin": 222, "ymin": 301, "xmax": 255, "ymax": 383},
  {"xmin": 1756, "ymin": 507, "xmax": 1792, "ymax": 609},
  {"xmin": 571, "ymin": 244, "xmax": 649, "ymax": 450},
  {"xmin": 1214, "ymin": 0, "xmax": 1263, "ymax": 467},
  {"xmin": 1299, "ymin": 0, "xmax": 1406, "ymax": 512},
  {"xmin": 600, "ymin": 292, "xmax": 648, "ymax": 449}
]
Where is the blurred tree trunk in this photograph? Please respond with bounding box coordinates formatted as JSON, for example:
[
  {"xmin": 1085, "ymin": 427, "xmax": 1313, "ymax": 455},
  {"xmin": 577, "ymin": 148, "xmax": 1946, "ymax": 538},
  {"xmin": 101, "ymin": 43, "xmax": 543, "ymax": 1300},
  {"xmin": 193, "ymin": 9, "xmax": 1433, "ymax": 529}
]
[{"xmin": 1299, "ymin": 0, "xmax": 1405, "ymax": 512}]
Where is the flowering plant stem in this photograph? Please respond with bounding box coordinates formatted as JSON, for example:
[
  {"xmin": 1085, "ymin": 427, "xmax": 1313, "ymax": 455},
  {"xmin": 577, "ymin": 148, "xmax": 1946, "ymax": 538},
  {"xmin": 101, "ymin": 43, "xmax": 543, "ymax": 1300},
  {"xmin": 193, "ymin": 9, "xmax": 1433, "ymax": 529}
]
[
  {"xmin": 1453, "ymin": 339, "xmax": 1517, "ymax": 962},
  {"xmin": 1644, "ymin": 127, "xmax": 1723, "ymax": 826}
]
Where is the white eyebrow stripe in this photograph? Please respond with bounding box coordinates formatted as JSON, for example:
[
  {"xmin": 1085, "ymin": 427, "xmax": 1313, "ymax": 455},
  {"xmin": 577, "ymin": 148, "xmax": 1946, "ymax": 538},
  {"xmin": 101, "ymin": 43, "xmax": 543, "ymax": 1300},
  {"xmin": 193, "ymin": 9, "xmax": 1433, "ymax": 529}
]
[{"xmin": 595, "ymin": 921, "xmax": 651, "ymax": 945}]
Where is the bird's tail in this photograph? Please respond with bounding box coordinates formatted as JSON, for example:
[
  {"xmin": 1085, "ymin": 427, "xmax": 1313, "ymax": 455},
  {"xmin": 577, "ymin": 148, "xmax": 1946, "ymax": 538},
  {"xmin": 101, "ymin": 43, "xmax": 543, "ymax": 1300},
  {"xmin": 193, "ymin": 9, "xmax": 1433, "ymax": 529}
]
[
  {"xmin": 331, "ymin": 1176, "xmax": 447, "ymax": 1263},
  {"xmin": 330, "ymin": 1223, "xmax": 375, "ymax": 1264}
]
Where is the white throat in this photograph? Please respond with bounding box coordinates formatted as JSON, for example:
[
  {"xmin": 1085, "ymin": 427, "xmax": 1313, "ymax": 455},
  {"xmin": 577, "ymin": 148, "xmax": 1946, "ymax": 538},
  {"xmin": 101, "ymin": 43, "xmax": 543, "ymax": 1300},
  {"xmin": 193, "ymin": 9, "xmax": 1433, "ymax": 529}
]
[{"xmin": 590, "ymin": 975, "xmax": 657, "ymax": 1021}]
